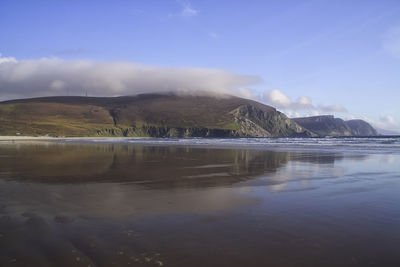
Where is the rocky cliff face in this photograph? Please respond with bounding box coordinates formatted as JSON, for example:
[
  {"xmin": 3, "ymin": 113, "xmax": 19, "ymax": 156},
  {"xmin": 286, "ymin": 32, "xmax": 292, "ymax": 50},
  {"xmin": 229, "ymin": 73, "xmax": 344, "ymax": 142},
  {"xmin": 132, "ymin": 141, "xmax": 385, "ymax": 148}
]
[
  {"xmin": 95, "ymin": 104, "xmax": 314, "ymax": 138},
  {"xmin": 95, "ymin": 125, "xmax": 238, "ymax": 138},
  {"xmin": 230, "ymin": 105, "xmax": 313, "ymax": 137},
  {"xmin": 292, "ymin": 116, "xmax": 377, "ymax": 137},
  {"xmin": 345, "ymin": 120, "xmax": 378, "ymax": 136}
]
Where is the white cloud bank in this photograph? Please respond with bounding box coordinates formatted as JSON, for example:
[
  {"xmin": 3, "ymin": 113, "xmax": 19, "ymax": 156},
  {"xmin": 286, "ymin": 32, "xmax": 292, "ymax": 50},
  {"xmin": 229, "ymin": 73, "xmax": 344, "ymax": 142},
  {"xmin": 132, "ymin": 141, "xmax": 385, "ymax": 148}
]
[
  {"xmin": 263, "ymin": 89, "xmax": 347, "ymax": 115},
  {"xmin": 0, "ymin": 53, "xmax": 17, "ymax": 64},
  {"xmin": 0, "ymin": 56, "xmax": 260, "ymax": 100}
]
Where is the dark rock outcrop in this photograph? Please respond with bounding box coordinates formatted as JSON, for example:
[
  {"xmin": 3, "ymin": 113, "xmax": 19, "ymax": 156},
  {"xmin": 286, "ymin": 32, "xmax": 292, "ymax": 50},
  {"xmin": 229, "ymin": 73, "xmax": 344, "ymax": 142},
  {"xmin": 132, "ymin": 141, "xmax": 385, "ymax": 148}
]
[{"xmin": 292, "ymin": 115, "xmax": 377, "ymax": 137}]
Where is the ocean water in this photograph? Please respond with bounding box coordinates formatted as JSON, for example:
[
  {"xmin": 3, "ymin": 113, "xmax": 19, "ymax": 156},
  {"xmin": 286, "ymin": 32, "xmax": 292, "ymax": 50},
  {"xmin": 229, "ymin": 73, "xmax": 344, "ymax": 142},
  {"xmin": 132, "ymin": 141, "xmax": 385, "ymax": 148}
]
[
  {"xmin": 0, "ymin": 138, "xmax": 399, "ymax": 266},
  {"xmin": 65, "ymin": 136, "xmax": 400, "ymax": 152}
]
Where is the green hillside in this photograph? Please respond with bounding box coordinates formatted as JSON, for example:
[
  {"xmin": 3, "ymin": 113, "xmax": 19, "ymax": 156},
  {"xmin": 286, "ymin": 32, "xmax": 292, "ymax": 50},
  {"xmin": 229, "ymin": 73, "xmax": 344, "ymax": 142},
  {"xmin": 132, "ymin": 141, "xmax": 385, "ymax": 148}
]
[{"xmin": 0, "ymin": 93, "xmax": 312, "ymax": 137}]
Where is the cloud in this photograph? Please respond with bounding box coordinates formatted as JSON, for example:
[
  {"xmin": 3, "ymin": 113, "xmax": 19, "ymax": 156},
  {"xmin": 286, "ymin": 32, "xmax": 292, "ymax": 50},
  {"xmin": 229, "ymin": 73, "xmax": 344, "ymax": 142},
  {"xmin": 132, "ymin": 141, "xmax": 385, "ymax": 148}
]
[
  {"xmin": 0, "ymin": 53, "xmax": 18, "ymax": 64},
  {"xmin": 297, "ymin": 96, "xmax": 311, "ymax": 106},
  {"xmin": 363, "ymin": 115, "xmax": 400, "ymax": 133},
  {"xmin": 181, "ymin": 2, "xmax": 198, "ymax": 17},
  {"xmin": 168, "ymin": 1, "xmax": 198, "ymax": 18},
  {"xmin": 49, "ymin": 80, "xmax": 68, "ymax": 91},
  {"xmin": 236, "ymin": 87, "xmax": 261, "ymax": 101},
  {"xmin": 383, "ymin": 26, "xmax": 400, "ymax": 58},
  {"xmin": 263, "ymin": 89, "xmax": 347, "ymax": 114},
  {"xmin": 379, "ymin": 114, "xmax": 396, "ymax": 125},
  {"xmin": 263, "ymin": 89, "xmax": 292, "ymax": 108},
  {"xmin": 209, "ymin": 32, "xmax": 219, "ymax": 39},
  {"xmin": 376, "ymin": 115, "xmax": 400, "ymax": 131},
  {"xmin": 317, "ymin": 103, "xmax": 347, "ymax": 113},
  {"xmin": 0, "ymin": 55, "xmax": 261, "ymax": 100}
]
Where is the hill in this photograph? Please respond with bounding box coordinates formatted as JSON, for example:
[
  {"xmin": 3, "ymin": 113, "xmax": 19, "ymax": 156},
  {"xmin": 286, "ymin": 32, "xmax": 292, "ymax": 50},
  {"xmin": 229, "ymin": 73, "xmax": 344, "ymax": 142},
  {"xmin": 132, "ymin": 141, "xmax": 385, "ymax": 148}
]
[
  {"xmin": 292, "ymin": 115, "xmax": 377, "ymax": 137},
  {"xmin": 0, "ymin": 93, "xmax": 314, "ymax": 138}
]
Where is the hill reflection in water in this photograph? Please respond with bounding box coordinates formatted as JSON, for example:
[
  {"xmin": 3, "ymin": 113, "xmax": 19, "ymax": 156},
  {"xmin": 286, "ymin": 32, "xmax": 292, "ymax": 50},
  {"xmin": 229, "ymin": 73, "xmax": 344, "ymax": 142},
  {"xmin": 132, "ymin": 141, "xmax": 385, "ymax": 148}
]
[{"xmin": 0, "ymin": 142, "xmax": 293, "ymax": 186}]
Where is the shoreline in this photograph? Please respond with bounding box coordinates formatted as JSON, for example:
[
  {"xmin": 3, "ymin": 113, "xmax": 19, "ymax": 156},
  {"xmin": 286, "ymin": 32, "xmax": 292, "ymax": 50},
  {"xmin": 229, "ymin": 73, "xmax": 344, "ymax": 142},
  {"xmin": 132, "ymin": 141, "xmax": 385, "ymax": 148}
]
[
  {"xmin": 0, "ymin": 136, "xmax": 399, "ymax": 155},
  {"xmin": 1, "ymin": 135, "xmax": 399, "ymax": 141},
  {"xmin": 0, "ymin": 136, "xmax": 149, "ymax": 141}
]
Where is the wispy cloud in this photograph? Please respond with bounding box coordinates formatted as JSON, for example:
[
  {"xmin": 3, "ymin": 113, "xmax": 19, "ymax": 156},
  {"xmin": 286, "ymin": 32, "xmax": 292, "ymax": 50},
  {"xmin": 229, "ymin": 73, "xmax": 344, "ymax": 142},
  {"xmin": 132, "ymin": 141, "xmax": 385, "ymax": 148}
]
[
  {"xmin": 383, "ymin": 26, "xmax": 400, "ymax": 59},
  {"xmin": 0, "ymin": 54, "xmax": 260, "ymax": 100},
  {"xmin": 180, "ymin": 1, "xmax": 198, "ymax": 17},
  {"xmin": 263, "ymin": 89, "xmax": 347, "ymax": 115},
  {"xmin": 376, "ymin": 115, "xmax": 400, "ymax": 131},
  {"xmin": 209, "ymin": 32, "xmax": 219, "ymax": 39},
  {"xmin": 169, "ymin": 1, "xmax": 198, "ymax": 18},
  {"xmin": 361, "ymin": 114, "xmax": 400, "ymax": 133}
]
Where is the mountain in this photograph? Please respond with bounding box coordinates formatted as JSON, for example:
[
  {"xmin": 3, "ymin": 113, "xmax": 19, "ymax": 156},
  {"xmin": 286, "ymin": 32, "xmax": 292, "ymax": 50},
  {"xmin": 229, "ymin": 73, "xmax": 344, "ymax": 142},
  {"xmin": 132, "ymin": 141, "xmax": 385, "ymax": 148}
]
[
  {"xmin": 375, "ymin": 127, "xmax": 400, "ymax": 136},
  {"xmin": 345, "ymin": 119, "xmax": 378, "ymax": 136},
  {"xmin": 292, "ymin": 115, "xmax": 377, "ymax": 137},
  {"xmin": 0, "ymin": 93, "xmax": 314, "ymax": 138}
]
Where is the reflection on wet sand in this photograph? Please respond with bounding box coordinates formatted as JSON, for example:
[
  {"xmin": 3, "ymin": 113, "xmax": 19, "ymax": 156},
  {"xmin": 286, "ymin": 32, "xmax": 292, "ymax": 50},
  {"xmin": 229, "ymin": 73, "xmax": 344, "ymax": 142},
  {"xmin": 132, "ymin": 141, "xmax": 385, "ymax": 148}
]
[
  {"xmin": 0, "ymin": 142, "xmax": 291, "ymax": 187},
  {"xmin": 0, "ymin": 142, "xmax": 399, "ymax": 267}
]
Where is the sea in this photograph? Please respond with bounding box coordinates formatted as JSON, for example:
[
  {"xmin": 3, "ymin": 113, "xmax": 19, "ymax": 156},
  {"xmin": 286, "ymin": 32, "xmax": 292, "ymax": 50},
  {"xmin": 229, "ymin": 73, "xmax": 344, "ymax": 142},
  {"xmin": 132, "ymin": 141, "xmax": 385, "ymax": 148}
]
[{"xmin": 0, "ymin": 137, "xmax": 399, "ymax": 266}]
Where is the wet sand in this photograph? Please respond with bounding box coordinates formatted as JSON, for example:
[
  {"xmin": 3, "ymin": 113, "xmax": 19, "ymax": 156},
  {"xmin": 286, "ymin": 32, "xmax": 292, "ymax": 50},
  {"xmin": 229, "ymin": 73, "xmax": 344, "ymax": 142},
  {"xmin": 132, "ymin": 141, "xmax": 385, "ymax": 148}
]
[
  {"xmin": 0, "ymin": 141, "xmax": 399, "ymax": 266},
  {"xmin": 0, "ymin": 136, "xmax": 146, "ymax": 142}
]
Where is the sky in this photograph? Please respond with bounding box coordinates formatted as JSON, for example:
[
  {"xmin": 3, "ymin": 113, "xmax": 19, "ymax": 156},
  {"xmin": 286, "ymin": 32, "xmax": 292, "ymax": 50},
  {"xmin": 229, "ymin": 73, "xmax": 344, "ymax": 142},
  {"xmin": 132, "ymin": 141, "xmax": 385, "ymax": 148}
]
[{"xmin": 1, "ymin": 0, "xmax": 400, "ymax": 132}]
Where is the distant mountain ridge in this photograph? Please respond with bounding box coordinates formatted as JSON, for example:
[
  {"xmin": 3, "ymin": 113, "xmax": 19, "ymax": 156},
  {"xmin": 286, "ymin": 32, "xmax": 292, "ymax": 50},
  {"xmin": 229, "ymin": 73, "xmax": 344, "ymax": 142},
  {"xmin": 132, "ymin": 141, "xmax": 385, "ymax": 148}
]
[
  {"xmin": 292, "ymin": 115, "xmax": 377, "ymax": 137},
  {"xmin": 0, "ymin": 93, "xmax": 313, "ymax": 138}
]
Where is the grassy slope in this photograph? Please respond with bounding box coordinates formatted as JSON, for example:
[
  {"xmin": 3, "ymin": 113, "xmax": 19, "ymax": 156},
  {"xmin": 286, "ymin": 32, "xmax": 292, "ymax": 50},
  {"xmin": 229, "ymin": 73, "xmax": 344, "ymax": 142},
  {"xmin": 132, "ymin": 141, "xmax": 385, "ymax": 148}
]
[
  {"xmin": 0, "ymin": 102, "xmax": 114, "ymax": 136},
  {"xmin": 0, "ymin": 94, "xmax": 278, "ymax": 137}
]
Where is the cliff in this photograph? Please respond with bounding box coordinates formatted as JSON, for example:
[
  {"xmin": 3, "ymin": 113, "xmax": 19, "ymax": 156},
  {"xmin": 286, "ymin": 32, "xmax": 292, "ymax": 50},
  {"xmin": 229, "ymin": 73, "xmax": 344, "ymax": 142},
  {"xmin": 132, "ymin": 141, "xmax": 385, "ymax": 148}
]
[{"xmin": 292, "ymin": 115, "xmax": 377, "ymax": 137}]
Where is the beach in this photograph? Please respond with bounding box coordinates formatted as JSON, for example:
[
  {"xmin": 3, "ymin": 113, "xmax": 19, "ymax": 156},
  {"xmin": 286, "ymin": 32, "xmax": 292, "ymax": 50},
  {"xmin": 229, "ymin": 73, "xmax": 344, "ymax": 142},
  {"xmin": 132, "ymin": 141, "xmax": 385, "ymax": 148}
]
[{"xmin": 0, "ymin": 139, "xmax": 399, "ymax": 266}]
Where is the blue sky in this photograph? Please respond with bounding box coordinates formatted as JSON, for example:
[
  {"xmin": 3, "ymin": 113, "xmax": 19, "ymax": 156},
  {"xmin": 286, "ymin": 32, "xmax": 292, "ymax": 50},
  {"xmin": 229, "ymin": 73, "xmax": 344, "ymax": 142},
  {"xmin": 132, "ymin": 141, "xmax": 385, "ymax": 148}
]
[{"xmin": 1, "ymin": 0, "xmax": 400, "ymax": 131}]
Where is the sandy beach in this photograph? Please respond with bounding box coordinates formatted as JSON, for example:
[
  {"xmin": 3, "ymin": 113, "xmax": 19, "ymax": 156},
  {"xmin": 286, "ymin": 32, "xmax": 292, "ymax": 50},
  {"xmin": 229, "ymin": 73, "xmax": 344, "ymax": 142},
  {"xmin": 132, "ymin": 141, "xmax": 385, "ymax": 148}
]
[
  {"xmin": 0, "ymin": 140, "xmax": 400, "ymax": 266},
  {"xmin": 0, "ymin": 136, "xmax": 147, "ymax": 141}
]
